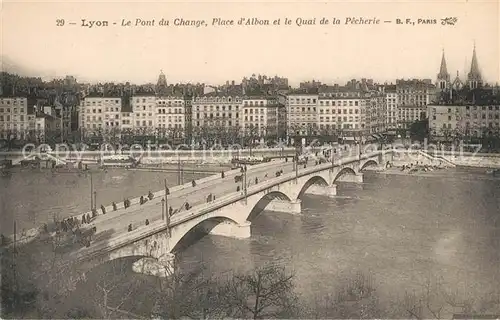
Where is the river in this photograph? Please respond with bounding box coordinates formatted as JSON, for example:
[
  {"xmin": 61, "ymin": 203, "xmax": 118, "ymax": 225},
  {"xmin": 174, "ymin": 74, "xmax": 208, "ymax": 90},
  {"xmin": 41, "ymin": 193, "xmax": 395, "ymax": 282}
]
[
  {"xmin": 3, "ymin": 166, "xmax": 500, "ymax": 317},
  {"xmin": 175, "ymin": 167, "xmax": 500, "ymax": 310}
]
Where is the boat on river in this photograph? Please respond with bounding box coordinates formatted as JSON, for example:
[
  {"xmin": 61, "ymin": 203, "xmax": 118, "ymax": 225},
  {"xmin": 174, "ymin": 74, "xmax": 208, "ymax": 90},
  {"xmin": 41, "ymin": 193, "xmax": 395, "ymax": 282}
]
[{"xmin": 100, "ymin": 155, "xmax": 139, "ymax": 168}]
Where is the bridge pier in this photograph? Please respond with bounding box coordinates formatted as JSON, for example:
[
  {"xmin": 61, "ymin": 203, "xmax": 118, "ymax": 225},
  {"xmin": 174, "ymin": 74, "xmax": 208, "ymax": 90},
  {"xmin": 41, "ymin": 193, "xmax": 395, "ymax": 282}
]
[
  {"xmin": 337, "ymin": 173, "xmax": 363, "ymax": 183},
  {"xmin": 132, "ymin": 252, "xmax": 175, "ymax": 278},
  {"xmin": 266, "ymin": 199, "xmax": 302, "ymax": 214},
  {"xmin": 209, "ymin": 221, "xmax": 251, "ymax": 239},
  {"xmin": 305, "ymin": 184, "xmax": 337, "ymax": 197}
]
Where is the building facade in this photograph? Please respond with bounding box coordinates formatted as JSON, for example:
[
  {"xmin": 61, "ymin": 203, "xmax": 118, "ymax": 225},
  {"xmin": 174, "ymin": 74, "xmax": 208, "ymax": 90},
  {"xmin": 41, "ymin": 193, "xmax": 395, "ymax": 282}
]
[
  {"xmin": 0, "ymin": 97, "xmax": 31, "ymax": 140},
  {"xmin": 385, "ymin": 86, "xmax": 398, "ymax": 130},
  {"xmin": 79, "ymin": 95, "xmax": 124, "ymax": 142},
  {"xmin": 286, "ymin": 93, "xmax": 318, "ymax": 137},
  {"xmin": 155, "ymin": 96, "xmax": 186, "ymax": 139},
  {"xmin": 240, "ymin": 97, "xmax": 282, "ymax": 139},
  {"xmin": 428, "ymin": 104, "xmax": 500, "ymax": 140},
  {"xmin": 396, "ymin": 79, "xmax": 434, "ymax": 130},
  {"xmin": 191, "ymin": 93, "xmax": 242, "ymax": 143}
]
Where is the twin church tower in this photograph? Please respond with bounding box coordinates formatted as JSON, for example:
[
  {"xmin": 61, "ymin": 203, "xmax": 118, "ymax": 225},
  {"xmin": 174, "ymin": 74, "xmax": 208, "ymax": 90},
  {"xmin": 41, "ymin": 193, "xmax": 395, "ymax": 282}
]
[{"xmin": 436, "ymin": 45, "xmax": 483, "ymax": 91}]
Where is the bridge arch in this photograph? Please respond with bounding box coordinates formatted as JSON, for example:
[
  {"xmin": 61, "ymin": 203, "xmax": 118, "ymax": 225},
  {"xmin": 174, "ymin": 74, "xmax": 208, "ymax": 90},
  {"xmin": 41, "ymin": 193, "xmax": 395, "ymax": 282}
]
[
  {"xmin": 170, "ymin": 216, "xmax": 240, "ymax": 253},
  {"xmin": 360, "ymin": 159, "xmax": 379, "ymax": 171},
  {"xmin": 296, "ymin": 175, "xmax": 329, "ymax": 200},
  {"xmin": 332, "ymin": 166, "xmax": 357, "ymax": 183},
  {"xmin": 246, "ymin": 191, "xmax": 292, "ymax": 221}
]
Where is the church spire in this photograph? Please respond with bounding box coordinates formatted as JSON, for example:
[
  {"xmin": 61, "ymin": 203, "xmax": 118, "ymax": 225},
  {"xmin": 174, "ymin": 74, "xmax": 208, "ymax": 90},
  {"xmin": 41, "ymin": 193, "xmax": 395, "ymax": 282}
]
[
  {"xmin": 438, "ymin": 50, "xmax": 449, "ymax": 80},
  {"xmin": 437, "ymin": 49, "xmax": 450, "ymax": 90},
  {"xmin": 467, "ymin": 43, "xmax": 482, "ymax": 89}
]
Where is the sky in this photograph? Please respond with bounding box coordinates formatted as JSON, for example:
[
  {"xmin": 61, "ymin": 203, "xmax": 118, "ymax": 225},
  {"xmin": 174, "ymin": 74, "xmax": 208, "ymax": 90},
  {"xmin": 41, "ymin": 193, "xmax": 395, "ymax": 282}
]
[{"xmin": 1, "ymin": 0, "xmax": 499, "ymax": 86}]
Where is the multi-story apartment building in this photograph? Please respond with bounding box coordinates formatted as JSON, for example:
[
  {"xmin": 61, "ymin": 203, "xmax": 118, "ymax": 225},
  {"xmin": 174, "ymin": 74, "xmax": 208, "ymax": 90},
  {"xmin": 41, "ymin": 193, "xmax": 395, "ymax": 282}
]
[
  {"xmin": 34, "ymin": 113, "xmax": 61, "ymax": 143},
  {"xmin": 428, "ymin": 104, "xmax": 500, "ymax": 140},
  {"xmin": 368, "ymin": 94, "xmax": 387, "ymax": 134},
  {"xmin": 396, "ymin": 79, "xmax": 434, "ymax": 130},
  {"xmin": 317, "ymin": 89, "xmax": 364, "ymax": 140},
  {"xmin": 0, "ymin": 97, "xmax": 31, "ymax": 140},
  {"xmin": 131, "ymin": 95, "xmax": 156, "ymax": 132},
  {"xmin": 79, "ymin": 95, "xmax": 123, "ymax": 136},
  {"xmin": 286, "ymin": 93, "xmax": 318, "ymax": 137},
  {"xmin": 155, "ymin": 96, "xmax": 185, "ymax": 139},
  {"xmin": 191, "ymin": 93, "xmax": 242, "ymax": 137},
  {"xmin": 385, "ymin": 85, "xmax": 398, "ymax": 130},
  {"xmin": 240, "ymin": 96, "xmax": 284, "ymax": 139}
]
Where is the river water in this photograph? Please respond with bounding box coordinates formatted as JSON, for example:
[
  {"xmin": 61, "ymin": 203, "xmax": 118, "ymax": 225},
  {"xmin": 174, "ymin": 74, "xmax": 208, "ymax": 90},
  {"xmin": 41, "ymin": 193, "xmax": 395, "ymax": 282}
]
[
  {"xmin": 3, "ymin": 166, "xmax": 500, "ymax": 316},
  {"xmin": 176, "ymin": 167, "xmax": 500, "ymax": 311}
]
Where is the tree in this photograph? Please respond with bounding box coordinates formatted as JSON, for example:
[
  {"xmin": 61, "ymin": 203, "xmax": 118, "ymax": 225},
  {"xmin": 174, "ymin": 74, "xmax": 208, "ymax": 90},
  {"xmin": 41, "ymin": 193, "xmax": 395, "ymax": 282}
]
[
  {"xmin": 306, "ymin": 271, "xmax": 384, "ymax": 319},
  {"xmin": 153, "ymin": 264, "xmax": 231, "ymax": 319},
  {"xmin": 221, "ymin": 264, "xmax": 300, "ymax": 319},
  {"xmin": 409, "ymin": 119, "xmax": 429, "ymax": 142}
]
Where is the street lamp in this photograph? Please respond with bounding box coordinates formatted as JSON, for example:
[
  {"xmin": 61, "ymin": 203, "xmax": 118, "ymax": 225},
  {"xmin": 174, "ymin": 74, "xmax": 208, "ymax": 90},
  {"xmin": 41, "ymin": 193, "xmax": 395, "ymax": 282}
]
[
  {"xmin": 93, "ymin": 191, "xmax": 97, "ymax": 211},
  {"xmin": 90, "ymin": 172, "xmax": 94, "ymax": 211},
  {"xmin": 295, "ymin": 145, "xmax": 299, "ymax": 182},
  {"xmin": 241, "ymin": 165, "xmax": 247, "ymax": 204},
  {"xmin": 161, "ymin": 197, "xmax": 165, "ymax": 221},
  {"xmin": 164, "ymin": 180, "xmax": 170, "ymax": 237}
]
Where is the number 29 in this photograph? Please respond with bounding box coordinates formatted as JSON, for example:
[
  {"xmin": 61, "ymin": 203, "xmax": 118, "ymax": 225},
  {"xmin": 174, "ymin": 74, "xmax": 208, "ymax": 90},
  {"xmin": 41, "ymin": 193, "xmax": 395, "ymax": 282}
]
[{"xmin": 56, "ymin": 19, "xmax": 65, "ymax": 26}]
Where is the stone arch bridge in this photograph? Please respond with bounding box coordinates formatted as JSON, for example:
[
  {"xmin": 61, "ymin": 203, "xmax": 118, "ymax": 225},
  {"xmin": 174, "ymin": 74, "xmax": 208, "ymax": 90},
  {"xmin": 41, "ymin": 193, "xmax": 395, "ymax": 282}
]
[{"xmin": 67, "ymin": 151, "xmax": 395, "ymax": 276}]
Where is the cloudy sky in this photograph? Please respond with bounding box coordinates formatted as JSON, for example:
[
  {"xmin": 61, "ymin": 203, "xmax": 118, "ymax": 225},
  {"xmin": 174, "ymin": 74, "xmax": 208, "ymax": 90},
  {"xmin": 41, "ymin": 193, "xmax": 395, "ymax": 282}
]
[{"xmin": 1, "ymin": 0, "xmax": 498, "ymax": 85}]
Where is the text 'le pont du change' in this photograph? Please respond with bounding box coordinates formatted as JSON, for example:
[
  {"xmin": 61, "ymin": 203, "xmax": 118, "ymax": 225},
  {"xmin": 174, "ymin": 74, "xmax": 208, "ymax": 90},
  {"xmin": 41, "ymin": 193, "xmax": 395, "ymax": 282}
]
[{"xmin": 80, "ymin": 17, "xmax": 382, "ymax": 28}]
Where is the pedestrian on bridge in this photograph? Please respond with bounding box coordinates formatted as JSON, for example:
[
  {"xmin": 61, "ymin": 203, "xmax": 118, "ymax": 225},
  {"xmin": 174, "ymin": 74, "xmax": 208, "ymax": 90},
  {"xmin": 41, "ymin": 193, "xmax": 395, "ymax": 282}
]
[
  {"xmin": 112, "ymin": 202, "xmax": 117, "ymax": 211},
  {"xmin": 169, "ymin": 206, "xmax": 173, "ymax": 216},
  {"xmin": 145, "ymin": 219, "xmax": 149, "ymax": 226},
  {"xmin": 128, "ymin": 224, "xmax": 132, "ymax": 232},
  {"xmin": 237, "ymin": 185, "xmax": 240, "ymax": 192},
  {"xmin": 192, "ymin": 180, "xmax": 196, "ymax": 187},
  {"xmin": 91, "ymin": 209, "xmax": 97, "ymax": 218},
  {"xmin": 185, "ymin": 202, "xmax": 190, "ymax": 210},
  {"xmin": 140, "ymin": 196, "xmax": 145, "ymax": 205},
  {"xmin": 255, "ymin": 177, "xmax": 258, "ymax": 184},
  {"xmin": 86, "ymin": 213, "xmax": 91, "ymax": 223},
  {"xmin": 148, "ymin": 191, "xmax": 154, "ymax": 200},
  {"xmin": 221, "ymin": 171, "xmax": 225, "ymax": 178},
  {"xmin": 82, "ymin": 214, "xmax": 87, "ymax": 224},
  {"xmin": 101, "ymin": 205, "xmax": 106, "ymax": 215}
]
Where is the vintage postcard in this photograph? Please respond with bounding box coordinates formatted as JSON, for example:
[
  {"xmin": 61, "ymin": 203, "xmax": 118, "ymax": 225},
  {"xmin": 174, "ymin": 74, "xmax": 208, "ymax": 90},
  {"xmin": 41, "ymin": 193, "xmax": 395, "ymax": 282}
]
[{"xmin": 1, "ymin": 0, "xmax": 499, "ymax": 319}]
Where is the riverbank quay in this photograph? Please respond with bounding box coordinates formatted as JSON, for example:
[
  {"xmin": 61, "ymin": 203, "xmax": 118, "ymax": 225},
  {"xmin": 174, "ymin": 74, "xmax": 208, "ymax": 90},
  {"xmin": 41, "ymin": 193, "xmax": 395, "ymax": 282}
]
[{"xmin": 424, "ymin": 150, "xmax": 500, "ymax": 168}]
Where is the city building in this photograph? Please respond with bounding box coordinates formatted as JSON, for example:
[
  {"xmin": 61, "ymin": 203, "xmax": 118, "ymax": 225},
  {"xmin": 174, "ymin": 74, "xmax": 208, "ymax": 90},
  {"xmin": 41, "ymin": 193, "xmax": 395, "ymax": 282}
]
[
  {"xmin": 155, "ymin": 96, "xmax": 186, "ymax": 140},
  {"xmin": 131, "ymin": 95, "xmax": 156, "ymax": 133},
  {"xmin": 396, "ymin": 79, "xmax": 434, "ymax": 130},
  {"xmin": 286, "ymin": 92, "xmax": 318, "ymax": 138},
  {"xmin": 0, "ymin": 96, "xmax": 31, "ymax": 140},
  {"xmin": 240, "ymin": 96, "xmax": 284, "ymax": 140},
  {"xmin": 191, "ymin": 93, "xmax": 242, "ymax": 143},
  {"xmin": 385, "ymin": 85, "xmax": 398, "ymax": 130},
  {"xmin": 317, "ymin": 86, "xmax": 386, "ymax": 141},
  {"xmin": 34, "ymin": 112, "xmax": 61, "ymax": 143},
  {"xmin": 428, "ymin": 104, "xmax": 500, "ymax": 140},
  {"xmin": 79, "ymin": 95, "xmax": 123, "ymax": 139}
]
